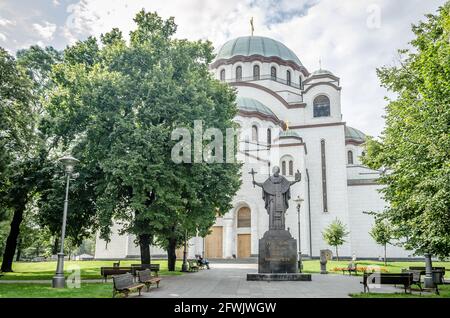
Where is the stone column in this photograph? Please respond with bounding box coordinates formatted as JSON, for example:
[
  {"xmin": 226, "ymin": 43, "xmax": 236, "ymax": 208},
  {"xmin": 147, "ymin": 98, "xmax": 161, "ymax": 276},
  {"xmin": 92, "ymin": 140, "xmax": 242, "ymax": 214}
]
[{"xmin": 222, "ymin": 218, "xmax": 234, "ymax": 258}]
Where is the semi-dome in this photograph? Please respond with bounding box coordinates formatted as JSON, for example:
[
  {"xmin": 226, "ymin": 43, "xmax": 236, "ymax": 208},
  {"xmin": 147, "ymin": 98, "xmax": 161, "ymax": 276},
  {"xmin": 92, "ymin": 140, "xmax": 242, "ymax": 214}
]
[
  {"xmin": 311, "ymin": 69, "xmax": 335, "ymax": 76},
  {"xmin": 236, "ymin": 96, "xmax": 277, "ymax": 118},
  {"xmin": 279, "ymin": 130, "xmax": 301, "ymax": 138},
  {"xmin": 216, "ymin": 36, "xmax": 303, "ymax": 67},
  {"xmin": 345, "ymin": 126, "xmax": 366, "ymax": 143}
]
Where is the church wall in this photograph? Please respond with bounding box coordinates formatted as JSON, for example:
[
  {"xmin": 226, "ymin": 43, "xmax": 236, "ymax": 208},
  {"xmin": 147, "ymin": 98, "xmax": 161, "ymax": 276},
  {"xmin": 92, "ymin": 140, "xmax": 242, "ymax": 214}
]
[
  {"xmin": 94, "ymin": 223, "xmax": 128, "ymax": 259},
  {"xmin": 296, "ymin": 124, "xmax": 352, "ymax": 257},
  {"xmin": 347, "ymin": 184, "xmax": 413, "ymax": 259}
]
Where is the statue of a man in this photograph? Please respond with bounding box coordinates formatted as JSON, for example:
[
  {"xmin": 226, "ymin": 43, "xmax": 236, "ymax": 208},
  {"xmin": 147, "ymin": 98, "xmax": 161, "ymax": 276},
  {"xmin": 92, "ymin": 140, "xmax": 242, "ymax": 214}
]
[{"xmin": 253, "ymin": 166, "xmax": 301, "ymax": 230}]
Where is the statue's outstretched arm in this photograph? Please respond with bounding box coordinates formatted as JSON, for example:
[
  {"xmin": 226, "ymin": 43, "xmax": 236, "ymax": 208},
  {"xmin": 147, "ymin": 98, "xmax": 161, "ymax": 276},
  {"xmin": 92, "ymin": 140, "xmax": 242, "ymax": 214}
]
[
  {"xmin": 253, "ymin": 181, "xmax": 263, "ymax": 188},
  {"xmin": 290, "ymin": 170, "xmax": 301, "ymax": 185}
]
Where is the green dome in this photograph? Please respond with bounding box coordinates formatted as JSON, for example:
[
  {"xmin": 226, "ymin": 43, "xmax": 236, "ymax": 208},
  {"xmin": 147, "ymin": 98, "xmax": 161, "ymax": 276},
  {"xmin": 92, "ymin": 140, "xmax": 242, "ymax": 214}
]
[
  {"xmin": 216, "ymin": 36, "xmax": 302, "ymax": 67},
  {"xmin": 311, "ymin": 69, "xmax": 334, "ymax": 76},
  {"xmin": 236, "ymin": 96, "xmax": 277, "ymax": 118},
  {"xmin": 345, "ymin": 126, "xmax": 366, "ymax": 143}
]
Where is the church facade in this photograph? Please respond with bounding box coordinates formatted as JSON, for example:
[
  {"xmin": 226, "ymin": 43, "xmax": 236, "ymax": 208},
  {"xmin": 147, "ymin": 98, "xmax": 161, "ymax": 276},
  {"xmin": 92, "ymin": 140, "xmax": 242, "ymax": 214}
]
[{"xmin": 95, "ymin": 36, "xmax": 412, "ymax": 260}]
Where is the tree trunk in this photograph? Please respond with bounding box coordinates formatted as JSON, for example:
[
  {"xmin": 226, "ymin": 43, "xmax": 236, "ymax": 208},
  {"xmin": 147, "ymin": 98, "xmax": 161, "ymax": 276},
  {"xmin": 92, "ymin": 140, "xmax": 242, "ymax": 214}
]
[
  {"xmin": 15, "ymin": 238, "xmax": 22, "ymax": 261},
  {"xmin": 1, "ymin": 202, "xmax": 26, "ymax": 272},
  {"xmin": 335, "ymin": 246, "xmax": 339, "ymax": 261},
  {"xmin": 139, "ymin": 233, "xmax": 151, "ymax": 265},
  {"xmin": 167, "ymin": 237, "xmax": 177, "ymax": 271},
  {"xmin": 384, "ymin": 244, "xmax": 387, "ymax": 266}
]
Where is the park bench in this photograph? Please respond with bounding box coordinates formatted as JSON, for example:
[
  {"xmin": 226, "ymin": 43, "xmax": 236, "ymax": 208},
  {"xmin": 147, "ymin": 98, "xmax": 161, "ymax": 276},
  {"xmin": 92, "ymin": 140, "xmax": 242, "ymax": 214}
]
[
  {"xmin": 100, "ymin": 267, "xmax": 132, "ymax": 282},
  {"xmin": 131, "ymin": 264, "xmax": 160, "ymax": 280},
  {"xmin": 342, "ymin": 263, "xmax": 358, "ymax": 276},
  {"xmin": 137, "ymin": 269, "xmax": 161, "ymax": 291},
  {"xmin": 188, "ymin": 259, "xmax": 199, "ymax": 272},
  {"xmin": 361, "ymin": 272, "xmax": 413, "ymax": 293},
  {"xmin": 408, "ymin": 267, "xmax": 446, "ymax": 284},
  {"xmin": 401, "ymin": 269, "xmax": 423, "ymax": 291},
  {"xmin": 112, "ymin": 272, "xmax": 145, "ymax": 298}
]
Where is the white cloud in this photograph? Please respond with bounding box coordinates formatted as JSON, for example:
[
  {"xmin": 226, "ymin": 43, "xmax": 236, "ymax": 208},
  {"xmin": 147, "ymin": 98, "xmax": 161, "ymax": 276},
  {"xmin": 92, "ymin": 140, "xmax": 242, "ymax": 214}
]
[
  {"xmin": 53, "ymin": 0, "xmax": 61, "ymax": 6},
  {"xmin": 32, "ymin": 21, "xmax": 57, "ymax": 41},
  {"xmin": 58, "ymin": 0, "xmax": 446, "ymax": 136},
  {"xmin": 0, "ymin": 17, "xmax": 14, "ymax": 27},
  {"xmin": 0, "ymin": 32, "xmax": 6, "ymax": 42}
]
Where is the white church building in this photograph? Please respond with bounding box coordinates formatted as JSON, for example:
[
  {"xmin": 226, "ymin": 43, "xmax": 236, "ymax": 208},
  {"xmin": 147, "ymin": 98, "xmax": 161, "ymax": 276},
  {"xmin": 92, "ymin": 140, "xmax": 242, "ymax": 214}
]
[{"xmin": 95, "ymin": 36, "xmax": 412, "ymax": 260}]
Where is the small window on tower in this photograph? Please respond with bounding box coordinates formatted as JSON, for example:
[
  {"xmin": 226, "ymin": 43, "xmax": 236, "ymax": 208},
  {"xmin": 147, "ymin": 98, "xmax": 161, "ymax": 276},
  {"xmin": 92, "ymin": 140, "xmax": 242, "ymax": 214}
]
[
  {"xmin": 313, "ymin": 95, "xmax": 331, "ymax": 117},
  {"xmin": 282, "ymin": 161, "xmax": 287, "ymax": 176},
  {"xmin": 271, "ymin": 66, "xmax": 277, "ymax": 80},
  {"xmin": 289, "ymin": 160, "xmax": 294, "ymax": 176},
  {"xmin": 236, "ymin": 66, "xmax": 242, "ymax": 81},
  {"xmin": 253, "ymin": 65, "xmax": 260, "ymax": 80},
  {"xmin": 267, "ymin": 128, "xmax": 272, "ymax": 147},
  {"xmin": 286, "ymin": 70, "xmax": 291, "ymax": 86},
  {"xmin": 348, "ymin": 150, "xmax": 354, "ymax": 164},
  {"xmin": 251, "ymin": 125, "xmax": 258, "ymax": 142},
  {"xmin": 220, "ymin": 69, "xmax": 225, "ymax": 81}
]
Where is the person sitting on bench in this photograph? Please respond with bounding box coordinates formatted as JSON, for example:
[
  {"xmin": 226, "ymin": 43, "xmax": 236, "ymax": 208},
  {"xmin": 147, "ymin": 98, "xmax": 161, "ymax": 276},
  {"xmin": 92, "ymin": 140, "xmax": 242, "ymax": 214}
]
[{"xmin": 196, "ymin": 255, "xmax": 210, "ymax": 269}]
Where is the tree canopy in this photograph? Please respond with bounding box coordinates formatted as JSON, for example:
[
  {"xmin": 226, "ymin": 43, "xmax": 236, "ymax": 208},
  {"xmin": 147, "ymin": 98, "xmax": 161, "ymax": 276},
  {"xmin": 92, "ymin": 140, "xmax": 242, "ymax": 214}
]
[
  {"xmin": 363, "ymin": 3, "xmax": 450, "ymax": 258},
  {"xmin": 45, "ymin": 10, "xmax": 241, "ymax": 264}
]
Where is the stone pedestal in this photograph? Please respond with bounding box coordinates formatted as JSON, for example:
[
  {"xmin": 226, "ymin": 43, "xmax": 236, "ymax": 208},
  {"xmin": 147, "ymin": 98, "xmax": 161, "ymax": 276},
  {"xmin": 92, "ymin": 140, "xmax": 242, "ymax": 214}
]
[
  {"xmin": 246, "ymin": 229, "xmax": 312, "ymax": 281},
  {"xmin": 258, "ymin": 230, "xmax": 298, "ymax": 273}
]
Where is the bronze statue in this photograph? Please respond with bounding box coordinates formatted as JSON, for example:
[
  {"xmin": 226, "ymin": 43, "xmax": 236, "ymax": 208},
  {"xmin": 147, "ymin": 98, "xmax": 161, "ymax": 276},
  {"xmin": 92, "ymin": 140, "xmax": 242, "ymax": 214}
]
[{"xmin": 250, "ymin": 166, "xmax": 301, "ymax": 230}]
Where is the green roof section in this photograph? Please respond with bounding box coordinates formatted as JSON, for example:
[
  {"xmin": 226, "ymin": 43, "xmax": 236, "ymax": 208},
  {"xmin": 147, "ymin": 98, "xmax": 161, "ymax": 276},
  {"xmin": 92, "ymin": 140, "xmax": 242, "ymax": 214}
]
[
  {"xmin": 311, "ymin": 69, "xmax": 334, "ymax": 76},
  {"xmin": 236, "ymin": 96, "xmax": 278, "ymax": 118},
  {"xmin": 345, "ymin": 126, "xmax": 366, "ymax": 143},
  {"xmin": 279, "ymin": 130, "xmax": 301, "ymax": 138},
  {"xmin": 216, "ymin": 36, "xmax": 303, "ymax": 67}
]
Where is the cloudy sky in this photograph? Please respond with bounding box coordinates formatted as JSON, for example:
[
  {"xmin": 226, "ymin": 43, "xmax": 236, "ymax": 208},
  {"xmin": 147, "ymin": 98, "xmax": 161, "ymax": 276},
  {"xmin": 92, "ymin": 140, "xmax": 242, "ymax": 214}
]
[{"xmin": 0, "ymin": 0, "xmax": 446, "ymax": 136}]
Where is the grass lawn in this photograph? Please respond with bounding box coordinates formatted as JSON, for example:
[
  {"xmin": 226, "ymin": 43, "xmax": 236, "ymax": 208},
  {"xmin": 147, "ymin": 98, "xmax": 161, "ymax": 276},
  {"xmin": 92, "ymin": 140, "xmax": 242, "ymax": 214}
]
[
  {"xmin": 301, "ymin": 260, "xmax": 450, "ymax": 278},
  {"xmin": 0, "ymin": 283, "xmax": 113, "ymax": 298},
  {"xmin": 350, "ymin": 284, "xmax": 450, "ymax": 298},
  {"xmin": 0, "ymin": 260, "xmax": 183, "ymax": 280}
]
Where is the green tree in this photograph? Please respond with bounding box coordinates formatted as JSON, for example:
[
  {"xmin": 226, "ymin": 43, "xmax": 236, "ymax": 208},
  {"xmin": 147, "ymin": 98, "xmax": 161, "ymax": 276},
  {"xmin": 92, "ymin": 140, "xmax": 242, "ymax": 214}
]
[
  {"xmin": 46, "ymin": 11, "xmax": 241, "ymax": 265},
  {"xmin": 363, "ymin": 3, "xmax": 450, "ymax": 258},
  {"xmin": 322, "ymin": 219, "xmax": 349, "ymax": 261},
  {"xmin": 369, "ymin": 219, "xmax": 393, "ymax": 266},
  {"xmin": 0, "ymin": 45, "xmax": 95, "ymax": 271}
]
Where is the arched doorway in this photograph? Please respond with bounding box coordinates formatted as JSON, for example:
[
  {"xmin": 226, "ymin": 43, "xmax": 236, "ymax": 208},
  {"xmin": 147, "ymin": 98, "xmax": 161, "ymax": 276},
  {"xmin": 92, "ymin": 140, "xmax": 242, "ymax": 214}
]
[{"xmin": 237, "ymin": 207, "xmax": 251, "ymax": 258}]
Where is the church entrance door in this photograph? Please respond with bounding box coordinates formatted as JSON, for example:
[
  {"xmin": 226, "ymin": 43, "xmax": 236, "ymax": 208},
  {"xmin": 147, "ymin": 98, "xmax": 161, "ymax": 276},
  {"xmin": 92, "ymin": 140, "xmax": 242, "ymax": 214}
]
[
  {"xmin": 237, "ymin": 234, "xmax": 251, "ymax": 258},
  {"xmin": 205, "ymin": 226, "xmax": 223, "ymax": 258}
]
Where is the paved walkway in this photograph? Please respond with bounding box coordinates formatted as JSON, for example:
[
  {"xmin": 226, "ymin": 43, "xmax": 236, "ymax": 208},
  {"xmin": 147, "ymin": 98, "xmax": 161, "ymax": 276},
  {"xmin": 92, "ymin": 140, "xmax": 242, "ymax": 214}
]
[{"xmin": 142, "ymin": 264, "xmax": 364, "ymax": 298}]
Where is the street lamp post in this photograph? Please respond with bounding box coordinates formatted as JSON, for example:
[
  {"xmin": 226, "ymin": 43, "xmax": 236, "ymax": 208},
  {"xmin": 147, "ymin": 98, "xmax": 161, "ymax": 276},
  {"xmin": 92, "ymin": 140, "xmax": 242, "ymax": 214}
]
[
  {"xmin": 294, "ymin": 196, "xmax": 304, "ymax": 272},
  {"xmin": 52, "ymin": 155, "xmax": 79, "ymax": 288}
]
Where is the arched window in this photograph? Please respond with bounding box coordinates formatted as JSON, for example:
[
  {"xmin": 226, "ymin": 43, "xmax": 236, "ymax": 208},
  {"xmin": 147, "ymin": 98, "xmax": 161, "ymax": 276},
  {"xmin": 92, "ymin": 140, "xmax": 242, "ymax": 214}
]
[
  {"xmin": 236, "ymin": 66, "xmax": 242, "ymax": 81},
  {"xmin": 299, "ymin": 76, "xmax": 303, "ymax": 89},
  {"xmin": 282, "ymin": 161, "xmax": 287, "ymax": 176},
  {"xmin": 347, "ymin": 150, "xmax": 354, "ymax": 164},
  {"xmin": 313, "ymin": 95, "xmax": 331, "ymax": 117},
  {"xmin": 253, "ymin": 65, "xmax": 260, "ymax": 80},
  {"xmin": 220, "ymin": 69, "xmax": 225, "ymax": 81},
  {"xmin": 267, "ymin": 128, "xmax": 272, "ymax": 147},
  {"xmin": 271, "ymin": 66, "xmax": 277, "ymax": 80},
  {"xmin": 237, "ymin": 207, "xmax": 251, "ymax": 228},
  {"xmin": 289, "ymin": 160, "xmax": 294, "ymax": 176},
  {"xmin": 286, "ymin": 70, "xmax": 291, "ymax": 86},
  {"xmin": 251, "ymin": 125, "xmax": 258, "ymax": 142}
]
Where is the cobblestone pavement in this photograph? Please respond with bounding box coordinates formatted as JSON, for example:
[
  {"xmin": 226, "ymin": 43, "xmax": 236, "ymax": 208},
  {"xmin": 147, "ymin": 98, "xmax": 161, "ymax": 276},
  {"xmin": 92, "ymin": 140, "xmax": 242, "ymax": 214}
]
[{"xmin": 141, "ymin": 264, "xmax": 365, "ymax": 298}]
